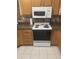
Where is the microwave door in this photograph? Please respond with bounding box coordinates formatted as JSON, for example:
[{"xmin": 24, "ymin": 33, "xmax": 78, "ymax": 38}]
[{"xmin": 34, "ymin": 11, "xmax": 45, "ymax": 16}]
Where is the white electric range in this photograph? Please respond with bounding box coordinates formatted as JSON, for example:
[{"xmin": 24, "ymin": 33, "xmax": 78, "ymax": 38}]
[{"xmin": 32, "ymin": 22, "xmax": 52, "ymax": 46}]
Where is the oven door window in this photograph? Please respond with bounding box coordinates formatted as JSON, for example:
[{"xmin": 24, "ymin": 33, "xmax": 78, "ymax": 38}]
[
  {"xmin": 34, "ymin": 11, "xmax": 45, "ymax": 16},
  {"xmin": 33, "ymin": 30, "xmax": 51, "ymax": 41}
]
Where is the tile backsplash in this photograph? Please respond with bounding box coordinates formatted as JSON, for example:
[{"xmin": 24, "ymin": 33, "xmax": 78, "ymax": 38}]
[
  {"xmin": 32, "ymin": 15, "xmax": 61, "ymax": 24},
  {"xmin": 51, "ymin": 15, "xmax": 61, "ymax": 26},
  {"xmin": 18, "ymin": 15, "xmax": 61, "ymax": 26},
  {"xmin": 32, "ymin": 18, "xmax": 51, "ymax": 23}
]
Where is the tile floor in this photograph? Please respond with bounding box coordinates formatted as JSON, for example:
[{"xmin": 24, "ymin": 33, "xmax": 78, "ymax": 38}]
[{"xmin": 17, "ymin": 46, "xmax": 61, "ymax": 59}]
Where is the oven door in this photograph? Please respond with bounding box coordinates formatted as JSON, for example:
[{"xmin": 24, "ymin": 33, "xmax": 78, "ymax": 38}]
[{"xmin": 33, "ymin": 30, "xmax": 51, "ymax": 41}]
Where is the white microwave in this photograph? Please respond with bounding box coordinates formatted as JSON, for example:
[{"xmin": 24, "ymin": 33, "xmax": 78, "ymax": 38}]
[{"xmin": 32, "ymin": 7, "xmax": 52, "ymax": 18}]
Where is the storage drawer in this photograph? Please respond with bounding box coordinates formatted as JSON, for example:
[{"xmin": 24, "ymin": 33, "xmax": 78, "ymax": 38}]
[
  {"xmin": 23, "ymin": 38, "xmax": 32, "ymax": 42},
  {"xmin": 23, "ymin": 33, "xmax": 32, "ymax": 37},
  {"xmin": 17, "ymin": 30, "xmax": 22, "ymax": 40},
  {"xmin": 22, "ymin": 35, "xmax": 32, "ymax": 39},
  {"xmin": 24, "ymin": 41, "xmax": 33, "ymax": 45},
  {"xmin": 22, "ymin": 30, "xmax": 32, "ymax": 35},
  {"xmin": 24, "ymin": 39, "xmax": 33, "ymax": 45}
]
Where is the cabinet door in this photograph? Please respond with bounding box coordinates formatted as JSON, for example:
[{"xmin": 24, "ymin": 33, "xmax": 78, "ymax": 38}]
[
  {"xmin": 17, "ymin": 0, "xmax": 21, "ymax": 20},
  {"xmin": 52, "ymin": 0, "xmax": 60, "ymax": 15},
  {"xmin": 18, "ymin": 0, "xmax": 32, "ymax": 16},
  {"xmin": 22, "ymin": 30, "xmax": 33, "ymax": 45},
  {"xmin": 53, "ymin": 30, "xmax": 61, "ymax": 47},
  {"xmin": 32, "ymin": 0, "xmax": 41, "ymax": 6},
  {"xmin": 17, "ymin": 30, "xmax": 23, "ymax": 46},
  {"xmin": 32, "ymin": 0, "xmax": 52, "ymax": 6},
  {"xmin": 44, "ymin": 0, "xmax": 51, "ymax": 6}
]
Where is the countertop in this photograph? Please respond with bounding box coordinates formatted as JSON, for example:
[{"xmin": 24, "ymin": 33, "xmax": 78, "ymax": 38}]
[
  {"xmin": 17, "ymin": 23, "xmax": 61, "ymax": 31},
  {"xmin": 17, "ymin": 24, "xmax": 32, "ymax": 30}
]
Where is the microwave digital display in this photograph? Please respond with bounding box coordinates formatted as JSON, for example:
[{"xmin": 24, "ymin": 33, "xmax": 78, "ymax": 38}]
[{"xmin": 34, "ymin": 11, "xmax": 45, "ymax": 16}]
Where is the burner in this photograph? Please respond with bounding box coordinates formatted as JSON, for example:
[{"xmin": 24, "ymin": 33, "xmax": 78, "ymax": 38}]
[
  {"xmin": 44, "ymin": 24, "xmax": 49, "ymax": 28},
  {"xmin": 41, "ymin": 24, "xmax": 44, "ymax": 25},
  {"xmin": 35, "ymin": 25, "xmax": 39, "ymax": 28}
]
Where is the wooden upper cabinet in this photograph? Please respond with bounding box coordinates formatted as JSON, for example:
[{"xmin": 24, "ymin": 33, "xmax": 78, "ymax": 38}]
[
  {"xmin": 18, "ymin": 0, "xmax": 60, "ymax": 16},
  {"xmin": 32, "ymin": 0, "xmax": 60, "ymax": 15},
  {"xmin": 18, "ymin": 0, "xmax": 32, "ymax": 16},
  {"xmin": 44, "ymin": 0, "xmax": 51, "ymax": 6},
  {"xmin": 52, "ymin": 0, "xmax": 60, "ymax": 15},
  {"xmin": 32, "ymin": 0, "xmax": 51, "ymax": 7},
  {"xmin": 32, "ymin": 0, "xmax": 41, "ymax": 6}
]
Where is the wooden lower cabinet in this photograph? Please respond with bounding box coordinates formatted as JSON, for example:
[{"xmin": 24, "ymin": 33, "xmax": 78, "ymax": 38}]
[
  {"xmin": 17, "ymin": 30, "xmax": 23, "ymax": 46},
  {"xmin": 51, "ymin": 30, "xmax": 61, "ymax": 49},
  {"xmin": 17, "ymin": 29, "xmax": 33, "ymax": 47},
  {"xmin": 22, "ymin": 30, "xmax": 33, "ymax": 45}
]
